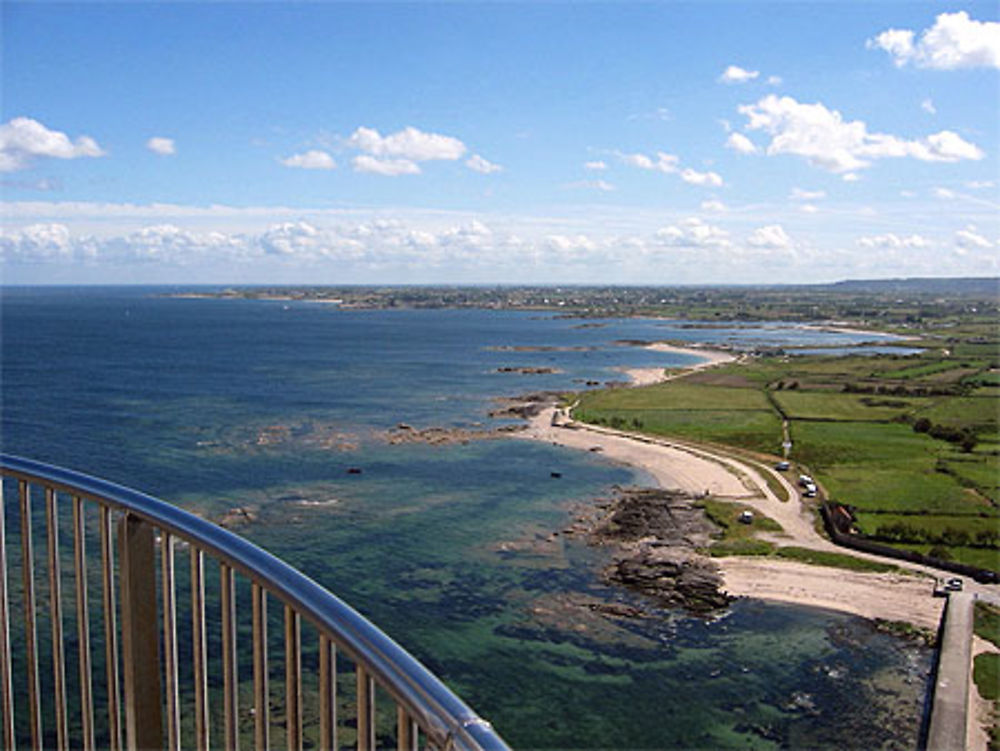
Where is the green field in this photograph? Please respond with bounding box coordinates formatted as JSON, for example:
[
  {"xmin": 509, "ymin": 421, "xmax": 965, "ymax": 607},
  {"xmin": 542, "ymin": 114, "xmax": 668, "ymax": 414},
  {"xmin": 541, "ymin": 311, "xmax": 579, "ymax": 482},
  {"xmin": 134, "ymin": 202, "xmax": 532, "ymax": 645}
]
[
  {"xmin": 974, "ymin": 653, "xmax": 1000, "ymax": 702},
  {"xmin": 975, "ymin": 602, "xmax": 1000, "ymax": 648},
  {"xmin": 574, "ymin": 344, "xmax": 1000, "ymax": 571},
  {"xmin": 575, "ymin": 381, "xmax": 781, "ymax": 453},
  {"xmin": 773, "ymin": 546, "xmax": 900, "ymax": 573},
  {"xmin": 773, "ymin": 391, "xmax": 919, "ymax": 421}
]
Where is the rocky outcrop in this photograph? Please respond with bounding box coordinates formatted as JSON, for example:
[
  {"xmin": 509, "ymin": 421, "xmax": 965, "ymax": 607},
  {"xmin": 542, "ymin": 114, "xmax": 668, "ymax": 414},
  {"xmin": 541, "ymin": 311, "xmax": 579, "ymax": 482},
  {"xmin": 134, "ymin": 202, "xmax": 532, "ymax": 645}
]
[
  {"xmin": 381, "ymin": 423, "xmax": 525, "ymax": 445},
  {"xmin": 585, "ymin": 487, "xmax": 732, "ymax": 615},
  {"xmin": 496, "ymin": 366, "xmax": 563, "ymax": 375},
  {"xmin": 609, "ymin": 547, "xmax": 731, "ymax": 614}
]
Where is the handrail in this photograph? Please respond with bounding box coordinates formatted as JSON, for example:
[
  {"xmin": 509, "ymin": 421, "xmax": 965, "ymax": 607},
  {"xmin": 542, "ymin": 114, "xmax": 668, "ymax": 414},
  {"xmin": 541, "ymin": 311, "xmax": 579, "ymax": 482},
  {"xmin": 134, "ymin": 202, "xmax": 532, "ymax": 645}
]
[{"xmin": 0, "ymin": 453, "xmax": 509, "ymax": 751}]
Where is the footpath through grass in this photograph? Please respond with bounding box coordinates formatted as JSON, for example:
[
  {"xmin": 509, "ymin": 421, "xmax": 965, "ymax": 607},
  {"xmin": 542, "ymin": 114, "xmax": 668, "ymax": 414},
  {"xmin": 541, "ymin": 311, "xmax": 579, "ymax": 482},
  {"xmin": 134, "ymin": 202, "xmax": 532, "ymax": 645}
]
[{"xmin": 575, "ymin": 345, "xmax": 1000, "ymax": 571}]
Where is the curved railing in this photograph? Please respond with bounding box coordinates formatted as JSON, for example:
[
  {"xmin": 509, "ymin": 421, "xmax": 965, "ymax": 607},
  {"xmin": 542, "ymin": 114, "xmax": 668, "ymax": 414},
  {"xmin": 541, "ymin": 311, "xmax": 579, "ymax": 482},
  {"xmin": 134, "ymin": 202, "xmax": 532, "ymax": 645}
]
[{"xmin": 0, "ymin": 453, "xmax": 509, "ymax": 751}]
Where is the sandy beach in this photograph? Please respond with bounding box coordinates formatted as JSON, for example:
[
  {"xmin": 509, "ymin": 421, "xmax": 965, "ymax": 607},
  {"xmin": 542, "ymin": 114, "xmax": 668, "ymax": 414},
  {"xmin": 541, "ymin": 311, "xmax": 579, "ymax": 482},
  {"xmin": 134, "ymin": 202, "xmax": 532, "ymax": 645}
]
[
  {"xmin": 521, "ymin": 343, "xmax": 950, "ymax": 629},
  {"xmin": 717, "ymin": 557, "xmax": 943, "ymax": 629},
  {"xmin": 620, "ymin": 343, "xmax": 737, "ymax": 386}
]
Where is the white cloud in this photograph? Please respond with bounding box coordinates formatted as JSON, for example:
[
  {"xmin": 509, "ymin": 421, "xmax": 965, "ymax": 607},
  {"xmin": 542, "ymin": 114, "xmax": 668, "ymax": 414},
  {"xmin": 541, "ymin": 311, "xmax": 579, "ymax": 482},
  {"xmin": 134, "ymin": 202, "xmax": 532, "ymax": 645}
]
[
  {"xmin": 955, "ymin": 226, "xmax": 993, "ymax": 249},
  {"xmin": 347, "ymin": 126, "xmax": 466, "ymax": 161},
  {"xmin": 790, "ymin": 188, "xmax": 826, "ymax": 201},
  {"xmin": 280, "ymin": 150, "xmax": 336, "ymax": 170},
  {"xmin": 680, "ymin": 168, "xmax": 723, "ymax": 187},
  {"xmin": 725, "ymin": 132, "xmax": 757, "ymax": 154},
  {"xmin": 719, "ymin": 65, "xmax": 760, "ymax": 84},
  {"xmin": 619, "ymin": 150, "xmax": 723, "ymax": 186},
  {"xmin": 0, "ymin": 222, "xmax": 73, "ymax": 260},
  {"xmin": 700, "ymin": 200, "xmax": 727, "ymax": 212},
  {"xmin": 868, "ymin": 12, "xmax": 1000, "ymax": 70},
  {"xmin": 747, "ymin": 224, "xmax": 792, "ymax": 249},
  {"xmin": 842, "ymin": 173, "xmax": 861, "ymax": 182},
  {"xmin": 738, "ymin": 94, "xmax": 984, "ymax": 173},
  {"xmin": 766, "ymin": 75, "xmax": 783, "ymax": 86},
  {"xmin": 857, "ymin": 233, "xmax": 931, "ymax": 249},
  {"xmin": 584, "ymin": 160, "xmax": 607, "ymax": 171},
  {"xmin": 655, "ymin": 218, "xmax": 731, "ymax": 248},
  {"xmin": 620, "ymin": 150, "xmax": 681, "ymax": 173},
  {"xmin": 465, "ymin": 154, "xmax": 502, "ymax": 174},
  {"xmin": 0, "ymin": 117, "xmax": 105, "ymax": 172},
  {"xmin": 146, "ymin": 137, "xmax": 176, "ymax": 156},
  {"xmin": 352, "ymin": 155, "xmax": 421, "ymax": 176},
  {"xmin": 934, "ymin": 187, "xmax": 957, "ymax": 199},
  {"xmin": 545, "ymin": 234, "xmax": 599, "ymax": 253},
  {"xmin": 966, "ymin": 180, "xmax": 996, "ymax": 190},
  {"xmin": 800, "ymin": 204, "xmax": 819, "ymax": 214},
  {"xmin": 916, "ymin": 130, "xmax": 984, "ymax": 162},
  {"xmin": 565, "ymin": 179, "xmax": 616, "ymax": 192},
  {"xmin": 921, "ymin": 98, "xmax": 936, "ymax": 115}
]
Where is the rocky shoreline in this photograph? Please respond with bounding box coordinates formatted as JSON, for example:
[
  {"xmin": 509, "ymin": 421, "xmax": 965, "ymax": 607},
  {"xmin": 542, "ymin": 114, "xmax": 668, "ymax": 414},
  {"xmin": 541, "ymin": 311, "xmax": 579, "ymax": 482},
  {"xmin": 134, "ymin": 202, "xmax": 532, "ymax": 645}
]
[{"xmin": 569, "ymin": 486, "xmax": 732, "ymax": 615}]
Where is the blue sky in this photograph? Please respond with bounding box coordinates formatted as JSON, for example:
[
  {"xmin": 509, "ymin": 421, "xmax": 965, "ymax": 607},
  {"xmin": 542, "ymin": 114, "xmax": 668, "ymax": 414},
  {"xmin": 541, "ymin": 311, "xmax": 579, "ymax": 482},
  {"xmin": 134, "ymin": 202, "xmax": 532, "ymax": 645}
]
[{"xmin": 2, "ymin": 1, "xmax": 998, "ymax": 284}]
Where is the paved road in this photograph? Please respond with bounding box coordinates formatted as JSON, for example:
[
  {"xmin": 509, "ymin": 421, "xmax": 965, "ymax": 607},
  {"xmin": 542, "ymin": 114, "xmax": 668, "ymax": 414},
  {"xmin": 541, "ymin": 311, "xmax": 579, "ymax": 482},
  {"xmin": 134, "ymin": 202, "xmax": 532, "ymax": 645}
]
[{"xmin": 927, "ymin": 592, "xmax": 974, "ymax": 751}]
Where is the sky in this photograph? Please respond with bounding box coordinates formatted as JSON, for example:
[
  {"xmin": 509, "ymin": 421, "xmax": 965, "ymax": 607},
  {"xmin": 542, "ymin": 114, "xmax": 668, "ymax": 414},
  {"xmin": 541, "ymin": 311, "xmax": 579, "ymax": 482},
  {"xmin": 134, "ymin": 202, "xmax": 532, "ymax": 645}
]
[{"xmin": 1, "ymin": 1, "xmax": 998, "ymax": 285}]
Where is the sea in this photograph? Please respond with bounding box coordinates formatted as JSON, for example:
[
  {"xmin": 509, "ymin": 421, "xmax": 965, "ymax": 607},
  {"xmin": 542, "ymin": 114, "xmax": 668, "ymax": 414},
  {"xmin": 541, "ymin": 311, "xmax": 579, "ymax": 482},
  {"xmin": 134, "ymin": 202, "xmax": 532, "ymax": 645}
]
[{"xmin": 0, "ymin": 286, "xmax": 932, "ymax": 750}]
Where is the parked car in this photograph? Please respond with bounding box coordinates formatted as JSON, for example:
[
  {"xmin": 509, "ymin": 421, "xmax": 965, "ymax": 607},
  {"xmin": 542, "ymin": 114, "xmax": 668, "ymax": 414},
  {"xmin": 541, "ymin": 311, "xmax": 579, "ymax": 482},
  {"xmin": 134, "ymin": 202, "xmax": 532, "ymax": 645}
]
[
  {"xmin": 739, "ymin": 510, "xmax": 754, "ymax": 524},
  {"xmin": 945, "ymin": 577, "xmax": 963, "ymax": 592},
  {"xmin": 775, "ymin": 461, "xmax": 790, "ymax": 471}
]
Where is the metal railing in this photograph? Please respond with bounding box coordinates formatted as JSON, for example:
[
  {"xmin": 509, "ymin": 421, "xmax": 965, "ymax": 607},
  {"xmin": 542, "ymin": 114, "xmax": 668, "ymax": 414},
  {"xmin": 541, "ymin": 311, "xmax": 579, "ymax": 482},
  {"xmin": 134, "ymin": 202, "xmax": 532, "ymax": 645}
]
[{"xmin": 0, "ymin": 454, "xmax": 509, "ymax": 751}]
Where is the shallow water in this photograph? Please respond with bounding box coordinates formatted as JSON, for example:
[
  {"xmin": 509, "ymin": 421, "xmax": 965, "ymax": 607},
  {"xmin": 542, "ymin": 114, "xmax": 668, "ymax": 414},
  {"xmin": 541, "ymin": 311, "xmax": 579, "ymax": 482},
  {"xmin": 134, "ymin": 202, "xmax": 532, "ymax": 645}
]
[{"xmin": 0, "ymin": 287, "xmax": 932, "ymax": 749}]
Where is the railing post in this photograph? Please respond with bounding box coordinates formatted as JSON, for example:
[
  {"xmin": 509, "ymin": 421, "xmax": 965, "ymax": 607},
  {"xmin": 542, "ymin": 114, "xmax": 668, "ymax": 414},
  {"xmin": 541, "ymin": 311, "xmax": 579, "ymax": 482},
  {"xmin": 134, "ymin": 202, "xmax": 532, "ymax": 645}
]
[{"xmin": 118, "ymin": 514, "xmax": 163, "ymax": 750}]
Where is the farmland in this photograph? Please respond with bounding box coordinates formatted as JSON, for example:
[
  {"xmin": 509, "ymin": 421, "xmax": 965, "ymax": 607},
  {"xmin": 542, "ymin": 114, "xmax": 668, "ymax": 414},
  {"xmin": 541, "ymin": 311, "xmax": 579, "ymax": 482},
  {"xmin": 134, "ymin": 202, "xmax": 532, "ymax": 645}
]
[{"xmin": 575, "ymin": 306, "xmax": 999, "ymax": 570}]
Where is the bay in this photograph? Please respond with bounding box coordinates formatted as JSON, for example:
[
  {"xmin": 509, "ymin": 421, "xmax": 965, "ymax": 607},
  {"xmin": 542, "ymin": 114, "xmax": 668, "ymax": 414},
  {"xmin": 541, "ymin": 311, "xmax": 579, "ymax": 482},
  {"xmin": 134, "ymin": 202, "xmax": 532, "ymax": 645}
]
[{"xmin": 0, "ymin": 286, "xmax": 931, "ymax": 749}]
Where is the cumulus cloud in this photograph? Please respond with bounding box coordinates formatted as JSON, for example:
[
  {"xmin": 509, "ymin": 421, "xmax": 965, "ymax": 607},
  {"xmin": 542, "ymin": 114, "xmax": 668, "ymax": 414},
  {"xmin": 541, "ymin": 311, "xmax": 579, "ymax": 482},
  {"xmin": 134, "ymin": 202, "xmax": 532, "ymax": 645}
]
[
  {"xmin": 347, "ymin": 126, "xmax": 466, "ymax": 162},
  {"xmin": 0, "ymin": 223, "xmax": 73, "ymax": 260},
  {"xmin": 0, "ymin": 117, "xmax": 105, "ymax": 172},
  {"xmin": 280, "ymin": 150, "xmax": 336, "ymax": 170},
  {"xmin": 564, "ymin": 179, "xmax": 616, "ymax": 192},
  {"xmin": 725, "ymin": 132, "xmax": 757, "ymax": 154},
  {"xmin": 655, "ymin": 218, "xmax": 731, "ymax": 248},
  {"xmin": 700, "ymin": 200, "xmax": 727, "ymax": 212},
  {"xmin": 737, "ymin": 94, "xmax": 984, "ymax": 173},
  {"xmin": 619, "ymin": 150, "xmax": 723, "ymax": 186},
  {"xmin": 352, "ymin": 155, "xmax": 421, "ymax": 176},
  {"xmin": 955, "ymin": 226, "xmax": 993, "ymax": 249},
  {"xmin": 465, "ymin": 154, "xmax": 502, "ymax": 174},
  {"xmin": 680, "ymin": 168, "xmax": 723, "ymax": 187},
  {"xmin": 921, "ymin": 98, "xmax": 936, "ymax": 115},
  {"xmin": 719, "ymin": 65, "xmax": 760, "ymax": 84},
  {"xmin": 790, "ymin": 188, "xmax": 826, "ymax": 201},
  {"xmin": 146, "ymin": 137, "xmax": 176, "ymax": 156},
  {"xmin": 747, "ymin": 224, "xmax": 793, "ymax": 249},
  {"xmin": 857, "ymin": 233, "xmax": 931, "ymax": 249},
  {"xmin": 868, "ymin": 12, "xmax": 1000, "ymax": 70}
]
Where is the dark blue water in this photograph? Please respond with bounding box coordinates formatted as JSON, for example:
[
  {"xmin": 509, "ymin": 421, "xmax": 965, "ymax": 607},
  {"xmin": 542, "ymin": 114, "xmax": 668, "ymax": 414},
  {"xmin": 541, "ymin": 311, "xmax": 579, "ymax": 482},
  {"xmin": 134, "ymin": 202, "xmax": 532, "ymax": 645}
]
[{"xmin": 0, "ymin": 287, "xmax": 931, "ymax": 749}]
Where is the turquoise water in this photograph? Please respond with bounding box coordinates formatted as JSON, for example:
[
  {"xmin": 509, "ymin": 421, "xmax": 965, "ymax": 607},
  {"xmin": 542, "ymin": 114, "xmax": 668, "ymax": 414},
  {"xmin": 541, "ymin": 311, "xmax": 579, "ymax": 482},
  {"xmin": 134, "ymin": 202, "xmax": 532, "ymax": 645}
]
[{"xmin": 1, "ymin": 287, "xmax": 931, "ymax": 749}]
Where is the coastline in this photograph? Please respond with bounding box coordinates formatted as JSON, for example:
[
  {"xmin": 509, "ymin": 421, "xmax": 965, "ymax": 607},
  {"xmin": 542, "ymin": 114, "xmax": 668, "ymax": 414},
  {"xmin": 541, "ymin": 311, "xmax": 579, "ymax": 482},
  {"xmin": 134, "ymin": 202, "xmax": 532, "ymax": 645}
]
[
  {"xmin": 619, "ymin": 342, "xmax": 738, "ymax": 386},
  {"xmin": 519, "ymin": 342, "xmax": 946, "ymax": 630}
]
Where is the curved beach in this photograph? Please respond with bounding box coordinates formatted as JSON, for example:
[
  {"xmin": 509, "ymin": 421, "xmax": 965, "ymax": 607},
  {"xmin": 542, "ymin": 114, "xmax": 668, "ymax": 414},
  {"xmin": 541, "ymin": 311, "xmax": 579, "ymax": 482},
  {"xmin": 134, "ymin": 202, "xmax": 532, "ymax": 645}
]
[{"xmin": 521, "ymin": 344, "xmax": 945, "ymax": 630}]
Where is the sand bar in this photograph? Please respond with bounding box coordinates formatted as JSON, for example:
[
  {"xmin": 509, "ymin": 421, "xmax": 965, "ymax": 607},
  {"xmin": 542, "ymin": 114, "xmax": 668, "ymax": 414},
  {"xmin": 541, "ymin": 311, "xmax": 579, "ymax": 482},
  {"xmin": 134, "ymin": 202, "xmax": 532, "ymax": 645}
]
[{"xmin": 620, "ymin": 343, "xmax": 736, "ymax": 386}]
